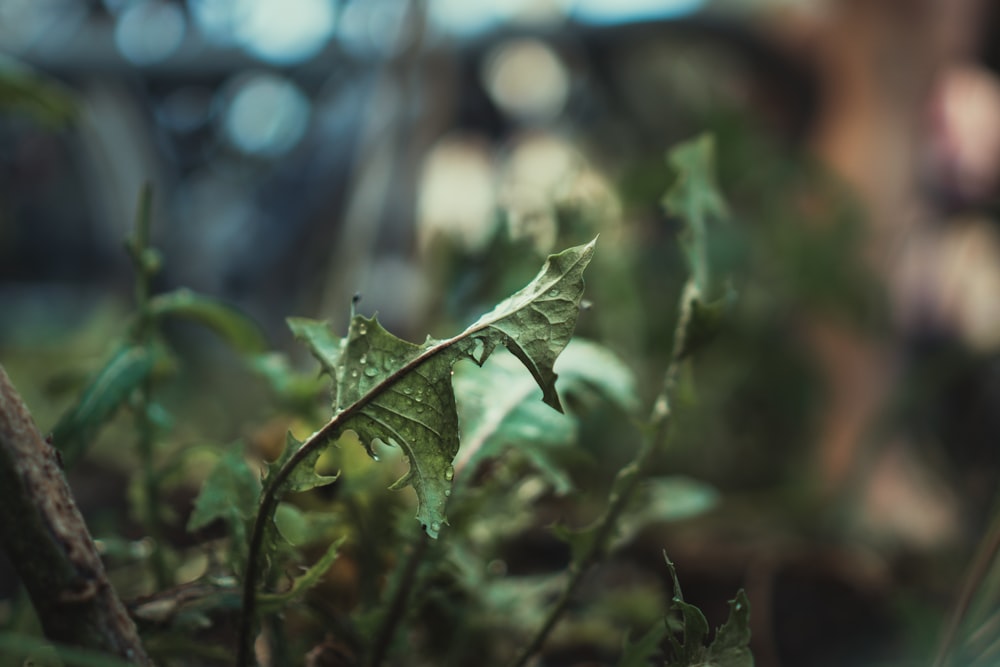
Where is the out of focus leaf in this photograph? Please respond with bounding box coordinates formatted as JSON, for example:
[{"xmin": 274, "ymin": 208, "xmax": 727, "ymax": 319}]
[
  {"xmin": 0, "ymin": 54, "xmax": 76, "ymax": 127},
  {"xmin": 455, "ymin": 337, "xmax": 638, "ymax": 494},
  {"xmin": 188, "ymin": 444, "xmax": 261, "ymax": 565},
  {"xmin": 148, "ymin": 289, "xmax": 267, "ymax": 355},
  {"xmin": 257, "ymin": 537, "xmax": 345, "ymax": 613},
  {"xmin": 662, "ymin": 135, "xmax": 728, "ymax": 296},
  {"xmin": 50, "ymin": 342, "xmax": 163, "ymax": 465},
  {"xmin": 617, "ymin": 621, "xmax": 667, "ymax": 667}
]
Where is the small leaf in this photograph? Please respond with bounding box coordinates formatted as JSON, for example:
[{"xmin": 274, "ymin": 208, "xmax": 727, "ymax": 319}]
[
  {"xmin": 50, "ymin": 342, "xmax": 161, "ymax": 465},
  {"xmin": 148, "ymin": 289, "xmax": 267, "ymax": 355},
  {"xmin": 268, "ymin": 431, "xmax": 339, "ymax": 494},
  {"xmin": 663, "ymin": 556, "xmax": 754, "ymax": 667},
  {"xmin": 257, "ymin": 536, "xmax": 345, "ymax": 613},
  {"xmin": 287, "ymin": 317, "xmax": 344, "ymax": 377},
  {"xmin": 188, "ymin": 444, "xmax": 261, "ymax": 565},
  {"xmin": 662, "ymin": 134, "xmax": 728, "ymax": 296},
  {"xmin": 617, "ymin": 621, "xmax": 667, "ymax": 667},
  {"xmin": 706, "ymin": 590, "xmax": 753, "ymax": 667}
]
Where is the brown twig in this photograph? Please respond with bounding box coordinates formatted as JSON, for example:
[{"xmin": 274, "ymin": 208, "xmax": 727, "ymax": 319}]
[{"xmin": 0, "ymin": 364, "xmax": 152, "ymax": 664}]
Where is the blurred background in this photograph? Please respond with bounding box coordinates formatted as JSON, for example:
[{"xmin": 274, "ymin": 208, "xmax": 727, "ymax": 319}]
[{"xmin": 3, "ymin": 0, "xmax": 1000, "ymax": 665}]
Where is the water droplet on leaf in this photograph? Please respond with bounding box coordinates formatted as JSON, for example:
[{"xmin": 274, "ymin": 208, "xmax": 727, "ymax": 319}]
[
  {"xmin": 430, "ymin": 521, "xmax": 441, "ymax": 533},
  {"xmin": 360, "ymin": 354, "xmax": 367, "ymax": 364},
  {"xmin": 444, "ymin": 466, "xmax": 454, "ymax": 481},
  {"xmin": 364, "ymin": 366, "xmax": 379, "ymax": 378}
]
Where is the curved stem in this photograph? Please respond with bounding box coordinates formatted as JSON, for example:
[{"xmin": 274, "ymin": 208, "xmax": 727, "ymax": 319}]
[
  {"xmin": 509, "ymin": 281, "xmax": 698, "ymax": 667},
  {"xmin": 366, "ymin": 532, "xmax": 431, "ymax": 667}
]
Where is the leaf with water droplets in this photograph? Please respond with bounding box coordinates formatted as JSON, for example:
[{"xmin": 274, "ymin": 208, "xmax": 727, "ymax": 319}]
[{"xmin": 288, "ymin": 239, "xmax": 596, "ymax": 537}]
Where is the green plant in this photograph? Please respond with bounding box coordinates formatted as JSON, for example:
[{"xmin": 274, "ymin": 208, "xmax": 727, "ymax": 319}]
[{"xmin": 0, "ymin": 135, "xmax": 752, "ymax": 666}]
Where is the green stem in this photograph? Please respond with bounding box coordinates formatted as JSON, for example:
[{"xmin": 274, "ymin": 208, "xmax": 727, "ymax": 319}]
[
  {"xmin": 509, "ymin": 280, "xmax": 699, "ymax": 667},
  {"xmin": 365, "ymin": 531, "xmax": 431, "ymax": 667},
  {"xmin": 128, "ymin": 184, "xmax": 169, "ymax": 589}
]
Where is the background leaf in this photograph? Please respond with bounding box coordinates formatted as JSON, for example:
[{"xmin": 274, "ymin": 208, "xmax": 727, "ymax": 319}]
[
  {"xmin": 148, "ymin": 289, "xmax": 268, "ymax": 355},
  {"xmin": 50, "ymin": 342, "xmax": 162, "ymax": 465},
  {"xmin": 454, "ymin": 337, "xmax": 639, "ymax": 494}
]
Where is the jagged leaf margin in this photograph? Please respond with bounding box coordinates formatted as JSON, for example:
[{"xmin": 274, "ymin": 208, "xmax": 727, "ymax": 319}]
[{"xmin": 288, "ymin": 238, "xmax": 596, "ymax": 536}]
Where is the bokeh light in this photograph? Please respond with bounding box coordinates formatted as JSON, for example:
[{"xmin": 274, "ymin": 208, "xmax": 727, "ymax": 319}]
[
  {"xmin": 221, "ymin": 72, "xmax": 310, "ymax": 157},
  {"xmin": 114, "ymin": 1, "xmax": 186, "ymax": 66}
]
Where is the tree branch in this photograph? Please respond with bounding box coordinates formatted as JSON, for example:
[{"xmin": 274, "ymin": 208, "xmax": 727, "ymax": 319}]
[{"xmin": 0, "ymin": 364, "xmax": 152, "ymax": 665}]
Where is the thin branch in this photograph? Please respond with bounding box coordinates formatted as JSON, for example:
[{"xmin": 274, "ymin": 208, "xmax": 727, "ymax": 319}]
[
  {"xmin": 365, "ymin": 532, "xmax": 431, "ymax": 667},
  {"xmin": 509, "ymin": 280, "xmax": 699, "ymax": 667},
  {"xmin": 0, "ymin": 364, "xmax": 152, "ymax": 665}
]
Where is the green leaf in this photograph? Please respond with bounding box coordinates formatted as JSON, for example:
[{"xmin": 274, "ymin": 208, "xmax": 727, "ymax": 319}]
[
  {"xmin": 257, "ymin": 536, "xmax": 345, "ymax": 613},
  {"xmin": 615, "ymin": 477, "xmax": 719, "ymax": 547},
  {"xmin": 291, "ymin": 238, "xmax": 596, "ymax": 537},
  {"xmin": 0, "ymin": 54, "xmax": 77, "ymax": 128},
  {"xmin": 188, "ymin": 444, "xmax": 261, "ymax": 565},
  {"xmin": 706, "ymin": 590, "xmax": 753, "ymax": 667},
  {"xmin": 148, "ymin": 288, "xmax": 267, "ymax": 355},
  {"xmin": 50, "ymin": 342, "xmax": 161, "ymax": 465},
  {"xmin": 268, "ymin": 431, "xmax": 339, "ymax": 494},
  {"xmin": 664, "ymin": 556, "xmax": 753, "ymax": 667},
  {"xmin": 665, "ymin": 556, "xmax": 711, "ymax": 666},
  {"xmin": 248, "ymin": 352, "xmax": 328, "ymax": 412},
  {"xmin": 617, "ymin": 621, "xmax": 667, "ymax": 667},
  {"xmin": 455, "ymin": 338, "xmax": 638, "ymax": 494},
  {"xmin": 288, "ymin": 317, "xmax": 344, "ymax": 377},
  {"xmin": 662, "ymin": 134, "xmax": 728, "ymax": 296}
]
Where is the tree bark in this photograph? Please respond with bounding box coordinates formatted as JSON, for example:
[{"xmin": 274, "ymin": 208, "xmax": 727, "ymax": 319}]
[{"xmin": 0, "ymin": 364, "xmax": 152, "ymax": 664}]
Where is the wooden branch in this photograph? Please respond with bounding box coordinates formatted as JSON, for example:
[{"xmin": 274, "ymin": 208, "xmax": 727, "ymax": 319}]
[{"xmin": 0, "ymin": 364, "xmax": 152, "ymax": 665}]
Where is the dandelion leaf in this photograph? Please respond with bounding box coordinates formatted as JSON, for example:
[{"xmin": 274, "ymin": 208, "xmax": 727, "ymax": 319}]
[{"xmin": 290, "ymin": 239, "xmax": 596, "ymax": 537}]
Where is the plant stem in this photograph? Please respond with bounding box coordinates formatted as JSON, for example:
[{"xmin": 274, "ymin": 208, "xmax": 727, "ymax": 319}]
[
  {"xmin": 509, "ymin": 280, "xmax": 699, "ymax": 667},
  {"xmin": 127, "ymin": 185, "xmax": 170, "ymax": 590},
  {"xmin": 366, "ymin": 531, "xmax": 431, "ymax": 667}
]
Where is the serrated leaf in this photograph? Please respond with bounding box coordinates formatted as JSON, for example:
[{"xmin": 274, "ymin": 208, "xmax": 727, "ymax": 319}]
[
  {"xmin": 257, "ymin": 536, "xmax": 345, "ymax": 614},
  {"xmin": 188, "ymin": 444, "xmax": 260, "ymax": 532},
  {"xmin": 268, "ymin": 431, "xmax": 339, "ymax": 494},
  {"xmin": 50, "ymin": 342, "xmax": 162, "ymax": 465},
  {"xmin": 455, "ymin": 338, "xmax": 638, "ymax": 494},
  {"xmin": 706, "ymin": 590, "xmax": 753, "ymax": 667},
  {"xmin": 147, "ymin": 288, "xmax": 267, "ymax": 355},
  {"xmin": 617, "ymin": 621, "xmax": 667, "ymax": 667},
  {"xmin": 291, "ymin": 239, "xmax": 596, "ymax": 537},
  {"xmin": 664, "ymin": 556, "xmax": 753, "ymax": 667},
  {"xmin": 662, "ymin": 134, "xmax": 728, "ymax": 296}
]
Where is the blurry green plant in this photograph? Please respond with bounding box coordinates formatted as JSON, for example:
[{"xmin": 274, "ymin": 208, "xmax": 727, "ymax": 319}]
[{"xmin": 0, "ymin": 135, "xmax": 752, "ymax": 667}]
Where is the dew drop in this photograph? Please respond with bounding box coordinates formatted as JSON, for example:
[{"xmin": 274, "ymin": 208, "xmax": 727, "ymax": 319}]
[
  {"xmin": 403, "ymin": 386, "xmax": 413, "ymax": 395},
  {"xmin": 444, "ymin": 466, "xmax": 454, "ymax": 481},
  {"xmin": 444, "ymin": 489, "xmax": 451, "ymax": 497},
  {"xmin": 430, "ymin": 521, "xmax": 441, "ymax": 533},
  {"xmin": 364, "ymin": 366, "xmax": 379, "ymax": 378},
  {"xmin": 360, "ymin": 354, "xmax": 367, "ymax": 364},
  {"xmin": 548, "ymin": 288, "xmax": 560, "ymax": 297},
  {"xmin": 358, "ymin": 323, "xmax": 368, "ymax": 335},
  {"xmin": 351, "ymin": 370, "xmax": 359, "ymax": 379},
  {"xmin": 371, "ymin": 453, "xmax": 380, "ymax": 462}
]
